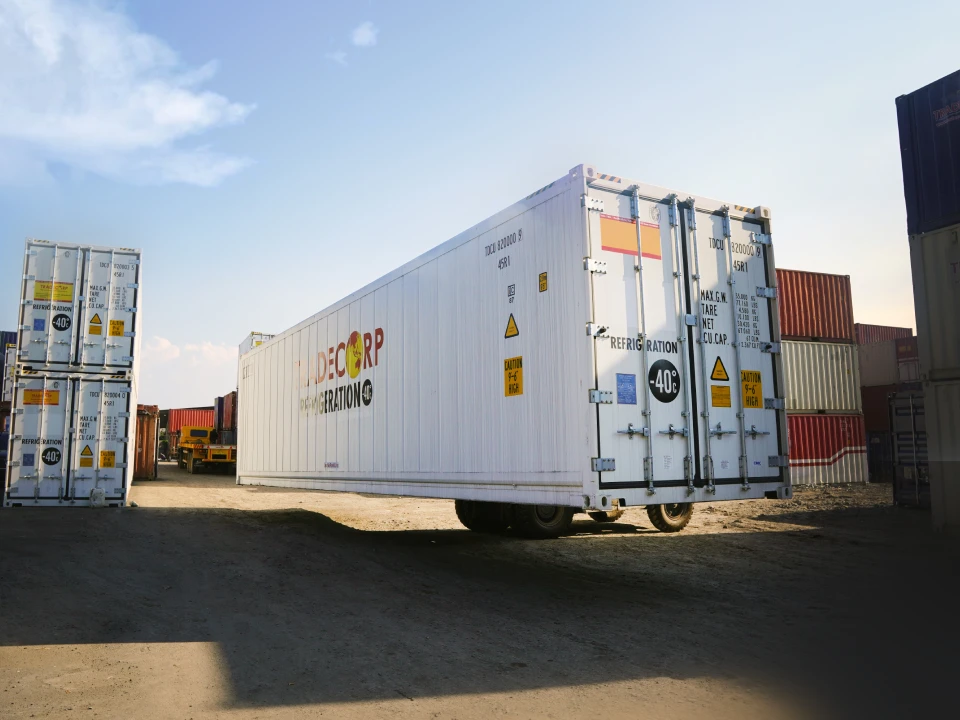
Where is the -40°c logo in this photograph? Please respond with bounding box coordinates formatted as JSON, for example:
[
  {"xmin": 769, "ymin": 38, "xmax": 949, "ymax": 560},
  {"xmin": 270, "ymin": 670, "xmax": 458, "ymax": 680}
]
[{"xmin": 648, "ymin": 360, "xmax": 680, "ymax": 403}]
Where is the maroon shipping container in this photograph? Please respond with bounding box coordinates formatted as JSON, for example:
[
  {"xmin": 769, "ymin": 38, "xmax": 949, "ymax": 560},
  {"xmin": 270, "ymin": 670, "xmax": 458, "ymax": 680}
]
[
  {"xmin": 776, "ymin": 269, "xmax": 856, "ymax": 343},
  {"xmin": 861, "ymin": 384, "xmax": 898, "ymax": 432},
  {"xmin": 167, "ymin": 408, "xmax": 215, "ymax": 434},
  {"xmin": 896, "ymin": 336, "xmax": 919, "ymax": 361},
  {"xmin": 223, "ymin": 391, "xmax": 237, "ymax": 431},
  {"xmin": 854, "ymin": 323, "xmax": 913, "ymax": 345}
]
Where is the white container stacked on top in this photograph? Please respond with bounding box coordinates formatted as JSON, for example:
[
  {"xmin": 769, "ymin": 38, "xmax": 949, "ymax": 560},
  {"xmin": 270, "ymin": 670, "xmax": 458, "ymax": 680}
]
[{"xmin": 3, "ymin": 239, "xmax": 142, "ymax": 507}]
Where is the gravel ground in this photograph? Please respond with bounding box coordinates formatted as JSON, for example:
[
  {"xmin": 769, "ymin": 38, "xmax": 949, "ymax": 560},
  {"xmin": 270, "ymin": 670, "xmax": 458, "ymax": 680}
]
[{"xmin": 0, "ymin": 463, "xmax": 956, "ymax": 719}]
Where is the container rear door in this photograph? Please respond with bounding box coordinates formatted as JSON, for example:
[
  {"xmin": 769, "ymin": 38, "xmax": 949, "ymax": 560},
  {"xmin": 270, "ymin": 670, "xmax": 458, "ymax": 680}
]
[
  {"xmin": 5, "ymin": 375, "xmax": 70, "ymax": 503},
  {"xmin": 76, "ymin": 248, "xmax": 140, "ymax": 370},
  {"xmin": 681, "ymin": 204, "xmax": 784, "ymax": 485},
  {"xmin": 19, "ymin": 242, "xmax": 83, "ymax": 368},
  {"xmin": 589, "ymin": 189, "xmax": 696, "ymax": 489},
  {"xmin": 68, "ymin": 377, "xmax": 132, "ymax": 502}
]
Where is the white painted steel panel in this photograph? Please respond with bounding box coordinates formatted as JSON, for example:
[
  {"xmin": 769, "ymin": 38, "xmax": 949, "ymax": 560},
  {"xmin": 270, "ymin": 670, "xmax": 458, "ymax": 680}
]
[
  {"xmin": 789, "ymin": 452, "xmax": 867, "ymax": 485},
  {"xmin": 18, "ymin": 239, "xmax": 141, "ymax": 374},
  {"xmin": 924, "ymin": 380, "xmax": 960, "ymax": 530},
  {"xmin": 909, "ymin": 224, "xmax": 960, "ymax": 382},
  {"xmin": 857, "ymin": 339, "xmax": 899, "ymax": 388},
  {"xmin": 238, "ymin": 165, "xmax": 789, "ymax": 510},
  {"xmin": 4, "ymin": 374, "xmax": 136, "ymax": 506},
  {"xmin": 782, "ymin": 341, "xmax": 861, "ymax": 412}
]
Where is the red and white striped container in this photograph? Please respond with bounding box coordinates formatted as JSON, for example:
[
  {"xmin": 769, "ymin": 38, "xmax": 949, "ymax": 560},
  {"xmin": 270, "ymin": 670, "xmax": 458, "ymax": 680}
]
[{"xmin": 788, "ymin": 414, "xmax": 867, "ymax": 485}]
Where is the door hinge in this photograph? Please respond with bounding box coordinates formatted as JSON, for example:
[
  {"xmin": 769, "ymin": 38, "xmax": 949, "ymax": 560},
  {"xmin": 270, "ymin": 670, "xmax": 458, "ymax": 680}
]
[
  {"xmin": 764, "ymin": 398, "xmax": 785, "ymax": 410},
  {"xmin": 668, "ymin": 202, "xmax": 678, "ymax": 226},
  {"xmin": 683, "ymin": 314, "xmax": 697, "ymax": 326},
  {"xmin": 761, "ymin": 342, "xmax": 781, "ymax": 354},
  {"xmin": 751, "ymin": 232, "xmax": 772, "ymax": 246},
  {"xmin": 617, "ymin": 423, "xmax": 650, "ymax": 438},
  {"xmin": 584, "ymin": 257, "xmax": 608, "ymax": 274},
  {"xmin": 589, "ymin": 389, "xmax": 613, "ymax": 404},
  {"xmin": 721, "ymin": 208, "xmax": 732, "ymax": 237},
  {"xmin": 592, "ymin": 457, "xmax": 616, "ymax": 472},
  {"xmin": 582, "ymin": 196, "xmax": 604, "ymax": 212},
  {"xmin": 768, "ymin": 455, "xmax": 789, "ymax": 468},
  {"xmin": 756, "ymin": 286, "xmax": 777, "ymax": 299}
]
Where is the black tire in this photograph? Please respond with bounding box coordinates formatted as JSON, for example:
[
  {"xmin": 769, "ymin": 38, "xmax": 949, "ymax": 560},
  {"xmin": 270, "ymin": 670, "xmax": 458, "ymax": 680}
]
[
  {"xmin": 455, "ymin": 500, "xmax": 511, "ymax": 533},
  {"xmin": 513, "ymin": 504, "xmax": 575, "ymax": 539},
  {"xmin": 646, "ymin": 503, "xmax": 693, "ymax": 532},
  {"xmin": 588, "ymin": 509, "xmax": 625, "ymax": 523}
]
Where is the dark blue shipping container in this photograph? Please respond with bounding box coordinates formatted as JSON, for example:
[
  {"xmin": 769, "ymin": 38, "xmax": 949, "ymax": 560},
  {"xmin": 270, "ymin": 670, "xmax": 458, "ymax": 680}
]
[{"xmin": 896, "ymin": 69, "xmax": 960, "ymax": 235}]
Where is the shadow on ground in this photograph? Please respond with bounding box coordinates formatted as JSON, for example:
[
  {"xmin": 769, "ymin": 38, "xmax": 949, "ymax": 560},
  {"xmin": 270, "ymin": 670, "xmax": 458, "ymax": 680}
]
[{"xmin": 0, "ymin": 502, "xmax": 956, "ymax": 718}]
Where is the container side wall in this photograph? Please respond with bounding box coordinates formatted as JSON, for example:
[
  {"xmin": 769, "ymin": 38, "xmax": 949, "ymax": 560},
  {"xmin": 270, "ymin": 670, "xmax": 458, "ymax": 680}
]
[
  {"xmin": 782, "ymin": 341, "xmax": 861, "ymax": 412},
  {"xmin": 857, "ymin": 339, "xmax": 899, "ymax": 387},
  {"xmin": 854, "ymin": 324, "xmax": 913, "ymax": 345},
  {"xmin": 788, "ymin": 414, "xmax": 866, "ymax": 485},
  {"xmin": 909, "ymin": 225, "xmax": 960, "ymax": 381},
  {"xmin": 776, "ymin": 269, "xmax": 855, "ymax": 343},
  {"xmin": 925, "ymin": 381, "xmax": 960, "ymax": 529}
]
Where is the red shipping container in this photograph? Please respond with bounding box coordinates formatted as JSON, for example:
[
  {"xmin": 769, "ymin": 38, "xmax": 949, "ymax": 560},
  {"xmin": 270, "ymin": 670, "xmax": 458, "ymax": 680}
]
[
  {"xmin": 788, "ymin": 414, "xmax": 867, "ymax": 485},
  {"xmin": 896, "ymin": 336, "xmax": 919, "ymax": 361},
  {"xmin": 135, "ymin": 405, "xmax": 160, "ymax": 480},
  {"xmin": 223, "ymin": 390, "xmax": 237, "ymax": 431},
  {"xmin": 861, "ymin": 385, "xmax": 897, "ymax": 432},
  {"xmin": 167, "ymin": 408, "xmax": 214, "ymax": 434},
  {"xmin": 854, "ymin": 323, "xmax": 913, "ymax": 345},
  {"xmin": 776, "ymin": 269, "xmax": 856, "ymax": 343}
]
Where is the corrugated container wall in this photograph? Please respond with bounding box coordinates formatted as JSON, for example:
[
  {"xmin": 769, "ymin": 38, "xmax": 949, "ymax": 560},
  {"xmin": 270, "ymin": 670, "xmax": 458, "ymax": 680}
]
[
  {"xmin": 924, "ymin": 381, "xmax": 960, "ymax": 527},
  {"xmin": 782, "ymin": 341, "xmax": 861, "ymax": 412},
  {"xmin": 862, "ymin": 384, "xmax": 898, "ymax": 432},
  {"xmin": 166, "ymin": 408, "xmax": 214, "ymax": 434},
  {"xmin": 890, "ymin": 391, "xmax": 929, "ymax": 508},
  {"xmin": 135, "ymin": 405, "xmax": 159, "ymax": 480},
  {"xmin": 896, "ymin": 69, "xmax": 960, "ymax": 235},
  {"xmin": 776, "ymin": 269, "xmax": 855, "ymax": 343},
  {"xmin": 223, "ymin": 391, "xmax": 236, "ymax": 431},
  {"xmin": 909, "ymin": 224, "xmax": 960, "ymax": 382},
  {"xmin": 854, "ymin": 324, "xmax": 913, "ymax": 345},
  {"xmin": 788, "ymin": 414, "xmax": 867, "ymax": 485},
  {"xmin": 858, "ymin": 340, "xmax": 899, "ymax": 387}
]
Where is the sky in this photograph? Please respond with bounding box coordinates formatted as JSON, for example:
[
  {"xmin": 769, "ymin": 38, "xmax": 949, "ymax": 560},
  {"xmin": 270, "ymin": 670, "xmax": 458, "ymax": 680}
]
[{"xmin": 0, "ymin": 0, "xmax": 956, "ymax": 409}]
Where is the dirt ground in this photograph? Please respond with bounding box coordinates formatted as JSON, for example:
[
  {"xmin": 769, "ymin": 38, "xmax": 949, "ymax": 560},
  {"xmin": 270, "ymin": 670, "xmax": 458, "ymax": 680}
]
[{"xmin": 1, "ymin": 464, "xmax": 956, "ymax": 720}]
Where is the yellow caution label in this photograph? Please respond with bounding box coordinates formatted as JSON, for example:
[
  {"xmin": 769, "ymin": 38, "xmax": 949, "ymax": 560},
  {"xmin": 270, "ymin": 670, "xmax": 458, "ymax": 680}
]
[
  {"xmin": 504, "ymin": 313, "xmax": 519, "ymax": 339},
  {"xmin": 89, "ymin": 324, "xmax": 102, "ymax": 335},
  {"xmin": 33, "ymin": 281, "xmax": 74, "ymax": 302},
  {"xmin": 504, "ymin": 356, "xmax": 523, "ymax": 396},
  {"xmin": 90, "ymin": 313, "xmax": 102, "ymax": 325},
  {"xmin": 22, "ymin": 389, "xmax": 60, "ymax": 405},
  {"xmin": 100, "ymin": 450, "xmax": 116, "ymax": 468},
  {"xmin": 539, "ymin": 272, "xmax": 548, "ymax": 292},
  {"xmin": 79, "ymin": 458, "xmax": 93, "ymax": 467},
  {"xmin": 741, "ymin": 370, "xmax": 763, "ymax": 409},
  {"xmin": 109, "ymin": 320, "xmax": 124, "ymax": 337},
  {"xmin": 710, "ymin": 357, "xmax": 730, "ymax": 382},
  {"xmin": 80, "ymin": 444, "xmax": 93, "ymax": 457},
  {"xmin": 711, "ymin": 385, "xmax": 731, "ymax": 408}
]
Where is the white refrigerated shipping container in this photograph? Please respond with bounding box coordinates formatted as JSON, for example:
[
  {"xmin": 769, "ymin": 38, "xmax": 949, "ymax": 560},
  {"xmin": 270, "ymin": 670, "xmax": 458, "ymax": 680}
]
[
  {"xmin": 16, "ymin": 239, "xmax": 141, "ymax": 375},
  {"xmin": 4, "ymin": 373, "xmax": 137, "ymax": 507},
  {"xmin": 782, "ymin": 341, "xmax": 862, "ymax": 411},
  {"xmin": 239, "ymin": 331, "xmax": 275, "ymax": 358},
  {"xmin": 238, "ymin": 164, "xmax": 791, "ymax": 535}
]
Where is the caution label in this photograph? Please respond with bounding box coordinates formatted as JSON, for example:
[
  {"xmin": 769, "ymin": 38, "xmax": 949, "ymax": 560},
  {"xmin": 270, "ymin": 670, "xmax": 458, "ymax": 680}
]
[
  {"xmin": 89, "ymin": 313, "xmax": 102, "ymax": 336},
  {"xmin": 504, "ymin": 356, "xmax": 523, "ymax": 396},
  {"xmin": 539, "ymin": 272, "xmax": 548, "ymax": 292},
  {"xmin": 504, "ymin": 314, "xmax": 519, "ymax": 339},
  {"xmin": 710, "ymin": 357, "xmax": 729, "ymax": 381},
  {"xmin": 99, "ymin": 450, "xmax": 116, "ymax": 469},
  {"xmin": 109, "ymin": 320, "xmax": 124, "ymax": 337},
  {"xmin": 741, "ymin": 370, "xmax": 763, "ymax": 409},
  {"xmin": 711, "ymin": 385, "xmax": 732, "ymax": 408},
  {"xmin": 33, "ymin": 281, "xmax": 74, "ymax": 302},
  {"xmin": 22, "ymin": 390, "xmax": 60, "ymax": 406}
]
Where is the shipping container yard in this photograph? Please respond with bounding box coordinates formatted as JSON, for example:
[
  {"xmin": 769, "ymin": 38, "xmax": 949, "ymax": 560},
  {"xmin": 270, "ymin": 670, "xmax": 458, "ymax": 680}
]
[{"xmin": 1, "ymin": 15, "xmax": 957, "ymax": 719}]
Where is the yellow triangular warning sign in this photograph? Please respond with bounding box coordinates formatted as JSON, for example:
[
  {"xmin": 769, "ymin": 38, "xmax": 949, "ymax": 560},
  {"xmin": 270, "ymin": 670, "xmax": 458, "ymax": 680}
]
[
  {"xmin": 80, "ymin": 445, "xmax": 93, "ymax": 457},
  {"xmin": 90, "ymin": 313, "xmax": 102, "ymax": 325},
  {"xmin": 504, "ymin": 314, "xmax": 519, "ymax": 339},
  {"xmin": 710, "ymin": 357, "xmax": 730, "ymax": 382}
]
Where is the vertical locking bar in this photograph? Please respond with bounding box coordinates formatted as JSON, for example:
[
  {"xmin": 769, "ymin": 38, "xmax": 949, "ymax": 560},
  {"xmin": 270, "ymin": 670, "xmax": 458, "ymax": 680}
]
[
  {"xmin": 44, "ymin": 245, "xmax": 61, "ymax": 365},
  {"xmin": 686, "ymin": 198, "xmax": 715, "ymax": 494},
  {"xmin": 670, "ymin": 196, "xmax": 696, "ymax": 494},
  {"xmin": 632, "ymin": 188, "xmax": 656, "ymax": 492},
  {"xmin": 721, "ymin": 207, "xmax": 750, "ymax": 489}
]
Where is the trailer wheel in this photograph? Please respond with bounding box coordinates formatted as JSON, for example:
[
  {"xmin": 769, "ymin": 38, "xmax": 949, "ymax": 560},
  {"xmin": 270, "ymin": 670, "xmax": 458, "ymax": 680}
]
[
  {"xmin": 646, "ymin": 503, "xmax": 693, "ymax": 532},
  {"xmin": 588, "ymin": 509, "xmax": 625, "ymax": 523},
  {"xmin": 513, "ymin": 505, "xmax": 575, "ymax": 539},
  {"xmin": 455, "ymin": 500, "xmax": 511, "ymax": 533}
]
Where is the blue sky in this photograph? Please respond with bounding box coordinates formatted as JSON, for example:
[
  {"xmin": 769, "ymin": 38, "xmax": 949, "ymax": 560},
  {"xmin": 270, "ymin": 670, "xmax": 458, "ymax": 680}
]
[{"xmin": 0, "ymin": 0, "xmax": 957, "ymax": 408}]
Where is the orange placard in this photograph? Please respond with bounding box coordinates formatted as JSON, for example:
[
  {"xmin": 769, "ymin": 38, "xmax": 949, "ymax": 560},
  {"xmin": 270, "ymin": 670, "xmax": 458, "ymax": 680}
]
[
  {"xmin": 22, "ymin": 390, "xmax": 60, "ymax": 405},
  {"xmin": 600, "ymin": 214, "xmax": 661, "ymax": 259}
]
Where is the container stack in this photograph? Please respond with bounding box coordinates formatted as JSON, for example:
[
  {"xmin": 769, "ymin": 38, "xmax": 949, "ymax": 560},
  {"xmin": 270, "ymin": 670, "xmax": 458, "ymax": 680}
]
[
  {"xmin": 0, "ymin": 330, "xmax": 16, "ymax": 477},
  {"xmin": 896, "ymin": 67, "xmax": 960, "ymax": 527},
  {"xmin": 213, "ymin": 390, "xmax": 237, "ymax": 445},
  {"xmin": 777, "ymin": 269, "xmax": 866, "ymax": 484},
  {"xmin": 3, "ymin": 239, "xmax": 142, "ymax": 507},
  {"xmin": 164, "ymin": 407, "xmax": 214, "ymax": 455}
]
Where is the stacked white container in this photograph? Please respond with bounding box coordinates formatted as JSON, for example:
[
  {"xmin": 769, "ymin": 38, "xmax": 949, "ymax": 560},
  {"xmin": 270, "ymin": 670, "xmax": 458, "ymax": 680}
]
[{"xmin": 3, "ymin": 239, "xmax": 142, "ymax": 507}]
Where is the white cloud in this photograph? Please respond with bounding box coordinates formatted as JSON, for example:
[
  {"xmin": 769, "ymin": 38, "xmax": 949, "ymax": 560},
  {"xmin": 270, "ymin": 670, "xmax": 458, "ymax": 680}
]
[
  {"xmin": 147, "ymin": 336, "xmax": 180, "ymax": 362},
  {"xmin": 0, "ymin": 0, "xmax": 254, "ymax": 186},
  {"xmin": 325, "ymin": 50, "xmax": 347, "ymax": 66},
  {"xmin": 351, "ymin": 21, "xmax": 378, "ymax": 48},
  {"xmin": 183, "ymin": 341, "xmax": 237, "ymax": 367}
]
